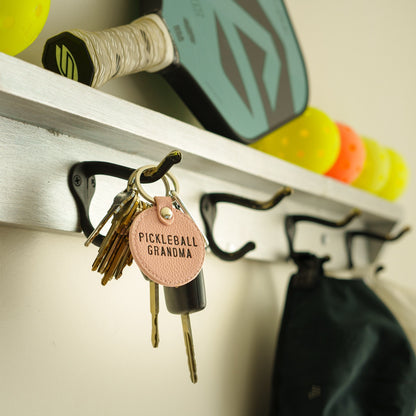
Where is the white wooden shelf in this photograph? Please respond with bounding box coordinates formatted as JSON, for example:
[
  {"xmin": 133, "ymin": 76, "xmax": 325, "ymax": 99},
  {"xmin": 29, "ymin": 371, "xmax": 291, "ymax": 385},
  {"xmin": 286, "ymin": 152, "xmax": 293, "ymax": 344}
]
[{"xmin": 0, "ymin": 52, "xmax": 403, "ymax": 267}]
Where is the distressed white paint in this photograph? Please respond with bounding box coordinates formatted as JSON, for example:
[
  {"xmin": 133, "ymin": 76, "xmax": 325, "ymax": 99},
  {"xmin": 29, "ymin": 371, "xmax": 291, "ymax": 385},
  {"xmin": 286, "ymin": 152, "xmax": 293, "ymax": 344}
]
[{"xmin": 0, "ymin": 52, "xmax": 403, "ymax": 265}]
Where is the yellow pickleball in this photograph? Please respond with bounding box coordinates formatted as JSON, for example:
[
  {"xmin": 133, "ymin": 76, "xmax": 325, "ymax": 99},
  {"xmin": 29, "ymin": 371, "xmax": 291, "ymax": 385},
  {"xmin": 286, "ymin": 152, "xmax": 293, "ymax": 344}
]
[
  {"xmin": 352, "ymin": 137, "xmax": 390, "ymax": 194},
  {"xmin": 377, "ymin": 148, "xmax": 409, "ymax": 201},
  {"xmin": 251, "ymin": 107, "xmax": 340, "ymax": 174},
  {"xmin": 0, "ymin": 0, "xmax": 50, "ymax": 56}
]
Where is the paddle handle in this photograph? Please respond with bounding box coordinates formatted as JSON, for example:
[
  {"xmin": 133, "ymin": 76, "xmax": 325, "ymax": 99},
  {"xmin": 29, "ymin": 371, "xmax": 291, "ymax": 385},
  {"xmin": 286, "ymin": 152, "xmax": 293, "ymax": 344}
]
[{"xmin": 42, "ymin": 14, "xmax": 175, "ymax": 87}]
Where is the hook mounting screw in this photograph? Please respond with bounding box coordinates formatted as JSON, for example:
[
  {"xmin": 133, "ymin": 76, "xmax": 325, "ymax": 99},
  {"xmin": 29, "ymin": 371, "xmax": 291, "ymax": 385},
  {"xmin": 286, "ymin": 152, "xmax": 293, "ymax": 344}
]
[{"xmin": 73, "ymin": 175, "xmax": 82, "ymax": 187}]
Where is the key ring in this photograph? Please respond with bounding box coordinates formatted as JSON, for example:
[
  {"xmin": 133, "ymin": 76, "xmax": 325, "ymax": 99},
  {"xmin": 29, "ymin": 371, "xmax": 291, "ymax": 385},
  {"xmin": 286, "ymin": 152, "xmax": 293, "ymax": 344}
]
[{"xmin": 134, "ymin": 164, "xmax": 179, "ymax": 204}]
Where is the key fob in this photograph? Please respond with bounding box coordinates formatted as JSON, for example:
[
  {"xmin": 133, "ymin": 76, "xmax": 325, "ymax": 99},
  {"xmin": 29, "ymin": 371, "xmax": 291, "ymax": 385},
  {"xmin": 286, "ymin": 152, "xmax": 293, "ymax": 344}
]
[{"xmin": 164, "ymin": 270, "xmax": 206, "ymax": 315}]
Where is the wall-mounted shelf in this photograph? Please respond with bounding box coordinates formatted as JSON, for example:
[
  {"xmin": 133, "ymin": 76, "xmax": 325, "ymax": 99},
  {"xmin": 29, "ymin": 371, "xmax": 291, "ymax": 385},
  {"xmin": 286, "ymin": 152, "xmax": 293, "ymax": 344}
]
[{"xmin": 0, "ymin": 52, "xmax": 403, "ymax": 267}]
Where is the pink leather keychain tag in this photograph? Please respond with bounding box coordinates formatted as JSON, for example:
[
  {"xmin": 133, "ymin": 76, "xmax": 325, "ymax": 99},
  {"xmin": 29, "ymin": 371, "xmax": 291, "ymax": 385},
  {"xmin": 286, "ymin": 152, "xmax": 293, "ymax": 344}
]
[{"xmin": 129, "ymin": 196, "xmax": 205, "ymax": 287}]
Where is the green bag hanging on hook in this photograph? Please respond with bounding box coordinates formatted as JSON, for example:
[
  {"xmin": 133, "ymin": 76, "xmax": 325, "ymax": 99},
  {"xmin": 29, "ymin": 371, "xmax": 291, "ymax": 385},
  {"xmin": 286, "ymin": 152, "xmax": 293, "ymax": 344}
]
[{"xmin": 269, "ymin": 252, "xmax": 416, "ymax": 415}]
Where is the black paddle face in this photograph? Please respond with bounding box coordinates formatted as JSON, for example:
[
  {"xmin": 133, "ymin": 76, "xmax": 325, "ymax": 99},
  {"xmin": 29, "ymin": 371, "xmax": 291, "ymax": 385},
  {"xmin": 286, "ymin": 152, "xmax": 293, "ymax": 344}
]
[{"xmin": 140, "ymin": 0, "xmax": 308, "ymax": 143}]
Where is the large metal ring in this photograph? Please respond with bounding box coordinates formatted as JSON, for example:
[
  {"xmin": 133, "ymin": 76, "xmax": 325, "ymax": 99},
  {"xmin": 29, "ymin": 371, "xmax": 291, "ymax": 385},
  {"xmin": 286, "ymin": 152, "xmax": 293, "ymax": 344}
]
[{"xmin": 133, "ymin": 164, "xmax": 179, "ymax": 204}]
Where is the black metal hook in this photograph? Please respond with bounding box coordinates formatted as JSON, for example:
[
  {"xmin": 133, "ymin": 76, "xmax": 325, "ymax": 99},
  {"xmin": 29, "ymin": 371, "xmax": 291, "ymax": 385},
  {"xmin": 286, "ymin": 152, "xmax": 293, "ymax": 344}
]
[
  {"xmin": 200, "ymin": 187, "xmax": 293, "ymax": 261},
  {"xmin": 284, "ymin": 209, "xmax": 361, "ymax": 289},
  {"xmin": 285, "ymin": 209, "xmax": 361, "ymax": 258},
  {"xmin": 345, "ymin": 225, "xmax": 411, "ymax": 269},
  {"xmin": 69, "ymin": 150, "xmax": 182, "ymax": 247}
]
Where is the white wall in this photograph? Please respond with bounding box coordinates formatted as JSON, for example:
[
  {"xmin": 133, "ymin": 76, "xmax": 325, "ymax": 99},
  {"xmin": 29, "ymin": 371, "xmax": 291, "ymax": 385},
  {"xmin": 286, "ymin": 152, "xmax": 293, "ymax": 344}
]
[
  {"xmin": 286, "ymin": 0, "xmax": 416, "ymax": 288},
  {"xmin": 1, "ymin": 1, "xmax": 416, "ymax": 415}
]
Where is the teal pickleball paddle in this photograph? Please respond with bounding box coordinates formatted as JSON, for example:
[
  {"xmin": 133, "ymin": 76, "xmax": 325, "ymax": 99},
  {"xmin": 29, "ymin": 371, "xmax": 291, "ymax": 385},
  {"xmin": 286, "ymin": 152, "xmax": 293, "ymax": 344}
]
[{"xmin": 42, "ymin": 0, "xmax": 308, "ymax": 144}]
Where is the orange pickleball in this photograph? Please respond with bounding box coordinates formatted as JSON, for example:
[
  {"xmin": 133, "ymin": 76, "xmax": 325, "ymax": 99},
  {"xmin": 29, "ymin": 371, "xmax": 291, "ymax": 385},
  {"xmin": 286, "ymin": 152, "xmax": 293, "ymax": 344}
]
[{"xmin": 325, "ymin": 123, "xmax": 366, "ymax": 183}]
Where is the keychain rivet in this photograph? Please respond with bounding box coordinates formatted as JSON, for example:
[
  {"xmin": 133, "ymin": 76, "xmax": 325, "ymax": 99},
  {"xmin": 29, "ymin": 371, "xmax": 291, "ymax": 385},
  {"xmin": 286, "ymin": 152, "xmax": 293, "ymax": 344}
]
[{"xmin": 160, "ymin": 207, "xmax": 173, "ymax": 220}]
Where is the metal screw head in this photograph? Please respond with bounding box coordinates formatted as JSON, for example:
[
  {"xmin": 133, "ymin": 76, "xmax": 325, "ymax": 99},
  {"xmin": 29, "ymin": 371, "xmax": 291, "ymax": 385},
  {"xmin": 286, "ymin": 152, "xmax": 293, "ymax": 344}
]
[
  {"xmin": 73, "ymin": 175, "xmax": 82, "ymax": 187},
  {"xmin": 160, "ymin": 207, "xmax": 173, "ymax": 220}
]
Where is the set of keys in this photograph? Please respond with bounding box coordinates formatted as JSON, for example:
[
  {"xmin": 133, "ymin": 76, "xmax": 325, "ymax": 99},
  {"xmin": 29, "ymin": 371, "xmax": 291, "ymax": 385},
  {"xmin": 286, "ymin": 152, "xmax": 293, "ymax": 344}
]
[{"xmin": 84, "ymin": 162, "xmax": 207, "ymax": 383}]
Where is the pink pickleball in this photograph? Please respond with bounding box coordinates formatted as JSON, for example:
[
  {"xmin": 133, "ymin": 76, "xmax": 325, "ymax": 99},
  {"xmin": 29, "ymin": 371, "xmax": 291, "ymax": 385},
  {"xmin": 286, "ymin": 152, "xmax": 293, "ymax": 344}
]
[{"xmin": 325, "ymin": 122, "xmax": 366, "ymax": 183}]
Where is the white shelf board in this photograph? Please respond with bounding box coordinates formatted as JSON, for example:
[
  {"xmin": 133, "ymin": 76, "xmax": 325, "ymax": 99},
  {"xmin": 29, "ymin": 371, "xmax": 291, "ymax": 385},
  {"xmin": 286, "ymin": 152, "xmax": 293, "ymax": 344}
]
[{"xmin": 0, "ymin": 53, "xmax": 404, "ymax": 265}]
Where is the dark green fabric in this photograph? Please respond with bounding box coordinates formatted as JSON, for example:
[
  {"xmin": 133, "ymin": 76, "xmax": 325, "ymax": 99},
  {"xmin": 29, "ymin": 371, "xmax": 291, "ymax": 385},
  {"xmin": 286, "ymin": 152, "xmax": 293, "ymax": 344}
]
[{"xmin": 270, "ymin": 273, "xmax": 416, "ymax": 415}]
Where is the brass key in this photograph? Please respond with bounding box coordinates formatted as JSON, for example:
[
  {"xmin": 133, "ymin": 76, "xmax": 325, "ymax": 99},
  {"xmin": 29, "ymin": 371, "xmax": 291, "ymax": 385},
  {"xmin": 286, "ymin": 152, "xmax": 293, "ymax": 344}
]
[
  {"xmin": 149, "ymin": 280, "xmax": 160, "ymax": 347},
  {"xmin": 90, "ymin": 192, "xmax": 137, "ymax": 269},
  {"xmin": 181, "ymin": 313, "xmax": 198, "ymax": 383},
  {"xmin": 91, "ymin": 195, "xmax": 149, "ymax": 285},
  {"xmin": 85, "ymin": 188, "xmax": 135, "ymax": 247},
  {"xmin": 99, "ymin": 197, "xmax": 140, "ymax": 284},
  {"xmin": 140, "ymin": 273, "xmax": 160, "ymax": 348}
]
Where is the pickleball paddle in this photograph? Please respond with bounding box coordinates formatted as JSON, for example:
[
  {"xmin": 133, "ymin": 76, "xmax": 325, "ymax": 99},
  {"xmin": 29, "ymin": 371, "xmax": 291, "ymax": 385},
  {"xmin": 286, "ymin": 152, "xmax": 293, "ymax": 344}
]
[{"xmin": 42, "ymin": 0, "xmax": 308, "ymax": 144}]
